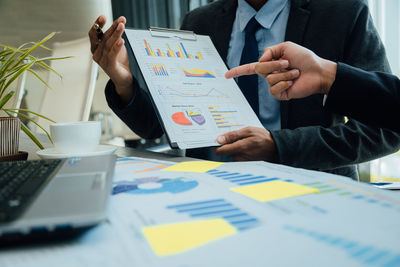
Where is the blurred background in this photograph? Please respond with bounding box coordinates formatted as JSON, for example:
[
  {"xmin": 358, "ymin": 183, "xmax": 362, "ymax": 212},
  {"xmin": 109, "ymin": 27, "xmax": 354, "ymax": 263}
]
[{"xmin": 0, "ymin": 0, "xmax": 398, "ymax": 182}]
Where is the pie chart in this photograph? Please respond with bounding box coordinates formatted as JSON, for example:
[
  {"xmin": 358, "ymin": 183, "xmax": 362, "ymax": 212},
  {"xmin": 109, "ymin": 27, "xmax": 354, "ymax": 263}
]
[
  {"xmin": 112, "ymin": 176, "xmax": 198, "ymax": 195},
  {"xmin": 172, "ymin": 112, "xmax": 192, "ymax": 125}
]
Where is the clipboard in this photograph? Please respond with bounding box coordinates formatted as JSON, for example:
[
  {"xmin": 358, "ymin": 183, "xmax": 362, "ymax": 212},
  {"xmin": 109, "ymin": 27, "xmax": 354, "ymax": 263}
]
[{"xmin": 124, "ymin": 27, "xmax": 262, "ymax": 149}]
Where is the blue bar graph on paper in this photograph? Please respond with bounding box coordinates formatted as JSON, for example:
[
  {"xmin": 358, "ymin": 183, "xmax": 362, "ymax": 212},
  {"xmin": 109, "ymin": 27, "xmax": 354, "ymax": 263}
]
[
  {"xmin": 166, "ymin": 199, "xmax": 259, "ymax": 231},
  {"xmin": 206, "ymin": 169, "xmax": 287, "ymax": 186},
  {"xmin": 283, "ymin": 225, "xmax": 400, "ymax": 267}
]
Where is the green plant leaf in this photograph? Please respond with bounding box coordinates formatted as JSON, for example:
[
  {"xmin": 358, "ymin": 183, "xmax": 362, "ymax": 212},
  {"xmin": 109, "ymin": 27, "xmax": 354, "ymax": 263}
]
[
  {"xmin": 35, "ymin": 61, "xmax": 62, "ymax": 79},
  {"xmin": 11, "ymin": 32, "xmax": 56, "ymax": 69},
  {"xmin": 2, "ymin": 59, "xmax": 35, "ymax": 93},
  {"xmin": 4, "ymin": 110, "xmax": 44, "ymax": 150},
  {"xmin": 6, "ymin": 109, "xmax": 53, "ymax": 144},
  {"xmin": 26, "ymin": 69, "xmax": 52, "ymax": 89},
  {"xmin": 5, "ymin": 108, "xmax": 56, "ymax": 123},
  {"xmin": 0, "ymin": 90, "xmax": 14, "ymax": 109},
  {"xmin": 20, "ymin": 121, "xmax": 45, "ymax": 149}
]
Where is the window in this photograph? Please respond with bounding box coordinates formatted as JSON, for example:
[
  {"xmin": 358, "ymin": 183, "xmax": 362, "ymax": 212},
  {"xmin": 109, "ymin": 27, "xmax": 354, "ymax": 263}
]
[
  {"xmin": 368, "ymin": 0, "xmax": 400, "ymax": 75},
  {"xmin": 111, "ymin": 0, "xmax": 214, "ymax": 30}
]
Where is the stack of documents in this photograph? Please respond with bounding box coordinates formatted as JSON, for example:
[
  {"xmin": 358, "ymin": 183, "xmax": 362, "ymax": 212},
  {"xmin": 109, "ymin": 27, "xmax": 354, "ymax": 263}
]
[{"xmin": 2, "ymin": 157, "xmax": 400, "ymax": 267}]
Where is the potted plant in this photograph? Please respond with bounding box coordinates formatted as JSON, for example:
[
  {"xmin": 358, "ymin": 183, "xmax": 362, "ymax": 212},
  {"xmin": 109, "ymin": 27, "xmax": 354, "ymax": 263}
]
[{"xmin": 0, "ymin": 32, "xmax": 70, "ymax": 160}]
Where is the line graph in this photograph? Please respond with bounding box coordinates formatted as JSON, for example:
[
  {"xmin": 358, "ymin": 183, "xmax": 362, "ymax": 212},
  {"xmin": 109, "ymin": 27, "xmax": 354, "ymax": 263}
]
[{"xmin": 157, "ymin": 86, "xmax": 229, "ymax": 99}]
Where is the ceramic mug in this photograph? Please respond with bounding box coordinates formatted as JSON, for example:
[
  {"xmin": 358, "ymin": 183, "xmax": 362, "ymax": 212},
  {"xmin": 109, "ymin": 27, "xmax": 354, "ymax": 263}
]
[{"xmin": 50, "ymin": 121, "xmax": 101, "ymax": 154}]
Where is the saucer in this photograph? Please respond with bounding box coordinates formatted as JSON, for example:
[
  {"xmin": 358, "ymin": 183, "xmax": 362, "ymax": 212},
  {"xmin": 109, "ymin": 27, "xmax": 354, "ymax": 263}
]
[{"xmin": 36, "ymin": 145, "xmax": 117, "ymax": 159}]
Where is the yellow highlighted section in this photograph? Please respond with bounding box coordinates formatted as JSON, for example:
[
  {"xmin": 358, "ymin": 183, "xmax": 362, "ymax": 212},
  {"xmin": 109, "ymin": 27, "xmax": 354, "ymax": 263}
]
[
  {"xmin": 162, "ymin": 161, "xmax": 224, "ymax": 173},
  {"xmin": 142, "ymin": 219, "xmax": 236, "ymax": 256},
  {"xmin": 231, "ymin": 180, "xmax": 319, "ymax": 202}
]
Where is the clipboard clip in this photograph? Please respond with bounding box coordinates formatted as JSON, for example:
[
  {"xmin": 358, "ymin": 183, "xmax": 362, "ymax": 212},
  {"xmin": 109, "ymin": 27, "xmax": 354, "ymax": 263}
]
[{"xmin": 149, "ymin": 27, "xmax": 197, "ymax": 41}]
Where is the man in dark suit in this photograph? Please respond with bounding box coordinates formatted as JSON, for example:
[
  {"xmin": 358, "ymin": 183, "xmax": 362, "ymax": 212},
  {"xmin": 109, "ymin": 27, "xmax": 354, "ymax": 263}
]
[
  {"xmin": 89, "ymin": 0, "xmax": 400, "ymax": 180},
  {"xmin": 225, "ymin": 41, "xmax": 400, "ymax": 132}
]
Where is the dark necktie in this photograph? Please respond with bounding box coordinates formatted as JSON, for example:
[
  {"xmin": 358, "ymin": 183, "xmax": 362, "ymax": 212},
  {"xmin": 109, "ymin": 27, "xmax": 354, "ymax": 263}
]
[{"xmin": 238, "ymin": 17, "xmax": 260, "ymax": 116}]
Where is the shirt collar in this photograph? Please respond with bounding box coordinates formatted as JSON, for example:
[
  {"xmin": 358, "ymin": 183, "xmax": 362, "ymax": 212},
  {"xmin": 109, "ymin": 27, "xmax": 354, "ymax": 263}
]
[{"xmin": 237, "ymin": 0, "xmax": 289, "ymax": 31}]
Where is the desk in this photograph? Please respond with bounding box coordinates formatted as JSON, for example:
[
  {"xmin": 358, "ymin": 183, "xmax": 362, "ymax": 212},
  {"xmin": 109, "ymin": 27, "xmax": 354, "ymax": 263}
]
[
  {"xmin": 3, "ymin": 133, "xmax": 400, "ymax": 267},
  {"xmin": 20, "ymin": 132, "xmax": 189, "ymax": 163}
]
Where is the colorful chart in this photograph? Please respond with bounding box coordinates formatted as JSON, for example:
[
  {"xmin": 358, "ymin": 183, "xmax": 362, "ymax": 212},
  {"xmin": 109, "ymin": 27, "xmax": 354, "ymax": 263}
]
[
  {"xmin": 304, "ymin": 180, "xmax": 400, "ymax": 211},
  {"xmin": 182, "ymin": 67, "xmax": 216, "ymax": 78},
  {"xmin": 187, "ymin": 110, "xmax": 205, "ymax": 125},
  {"xmin": 112, "ymin": 176, "xmax": 198, "ymax": 195},
  {"xmin": 151, "ymin": 64, "xmax": 168, "ymax": 76},
  {"xmin": 171, "ymin": 110, "xmax": 206, "ymax": 126},
  {"xmin": 144, "ymin": 40, "xmax": 203, "ymax": 59},
  {"xmin": 166, "ymin": 199, "xmax": 260, "ymax": 231},
  {"xmin": 208, "ymin": 106, "xmax": 244, "ymax": 128},
  {"xmin": 172, "ymin": 112, "xmax": 192, "ymax": 126}
]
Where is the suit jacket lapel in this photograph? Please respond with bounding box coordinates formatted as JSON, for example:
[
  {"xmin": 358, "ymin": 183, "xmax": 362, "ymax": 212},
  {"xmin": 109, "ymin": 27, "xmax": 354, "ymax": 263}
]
[
  {"xmin": 280, "ymin": 0, "xmax": 311, "ymax": 129},
  {"xmin": 211, "ymin": 0, "xmax": 237, "ymax": 62}
]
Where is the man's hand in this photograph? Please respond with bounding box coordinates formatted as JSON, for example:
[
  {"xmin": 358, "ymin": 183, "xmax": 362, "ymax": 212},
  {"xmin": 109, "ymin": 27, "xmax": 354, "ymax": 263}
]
[
  {"xmin": 225, "ymin": 42, "xmax": 338, "ymax": 101},
  {"xmin": 215, "ymin": 127, "xmax": 278, "ymax": 162},
  {"xmin": 88, "ymin": 15, "xmax": 134, "ymax": 105}
]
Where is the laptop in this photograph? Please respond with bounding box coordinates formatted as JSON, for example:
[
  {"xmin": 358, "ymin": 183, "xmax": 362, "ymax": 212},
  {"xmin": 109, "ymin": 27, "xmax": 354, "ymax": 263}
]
[{"xmin": 0, "ymin": 154, "xmax": 116, "ymax": 244}]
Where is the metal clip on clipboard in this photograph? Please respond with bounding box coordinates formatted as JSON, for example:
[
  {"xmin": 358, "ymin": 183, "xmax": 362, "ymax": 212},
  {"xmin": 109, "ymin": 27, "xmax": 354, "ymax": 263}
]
[{"xmin": 149, "ymin": 27, "xmax": 197, "ymax": 41}]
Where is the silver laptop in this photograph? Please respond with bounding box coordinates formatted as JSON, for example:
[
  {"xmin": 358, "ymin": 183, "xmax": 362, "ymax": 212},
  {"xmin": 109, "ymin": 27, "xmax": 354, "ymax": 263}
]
[{"xmin": 0, "ymin": 154, "xmax": 115, "ymax": 242}]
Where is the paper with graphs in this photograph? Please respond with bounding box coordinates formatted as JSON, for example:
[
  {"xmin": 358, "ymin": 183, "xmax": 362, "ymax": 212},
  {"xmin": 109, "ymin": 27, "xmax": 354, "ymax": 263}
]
[
  {"xmin": 2, "ymin": 157, "xmax": 400, "ymax": 267},
  {"xmin": 124, "ymin": 28, "xmax": 262, "ymax": 149}
]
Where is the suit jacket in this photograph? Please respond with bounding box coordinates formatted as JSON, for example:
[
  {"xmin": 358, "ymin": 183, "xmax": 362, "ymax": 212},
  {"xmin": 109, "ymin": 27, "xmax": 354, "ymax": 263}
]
[
  {"xmin": 325, "ymin": 63, "xmax": 400, "ymax": 132},
  {"xmin": 106, "ymin": 0, "xmax": 400, "ymax": 179}
]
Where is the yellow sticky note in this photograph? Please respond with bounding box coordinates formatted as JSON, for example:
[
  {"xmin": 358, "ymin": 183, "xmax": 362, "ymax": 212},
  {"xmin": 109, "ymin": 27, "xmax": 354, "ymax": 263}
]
[
  {"xmin": 142, "ymin": 219, "xmax": 236, "ymax": 256},
  {"xmin": 162, "ymin": 161, "xmax": 224, "ymax": 173},
  {"xmin": 230, "ymin": 180, "xmax": 319, "ymax": 202}
]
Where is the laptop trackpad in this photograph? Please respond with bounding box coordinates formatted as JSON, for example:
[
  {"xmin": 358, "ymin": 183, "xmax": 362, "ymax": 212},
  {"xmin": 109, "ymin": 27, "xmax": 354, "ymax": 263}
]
[{"xmin": 22, "ymin": 173, "xmax": 107, "ymax": 220}]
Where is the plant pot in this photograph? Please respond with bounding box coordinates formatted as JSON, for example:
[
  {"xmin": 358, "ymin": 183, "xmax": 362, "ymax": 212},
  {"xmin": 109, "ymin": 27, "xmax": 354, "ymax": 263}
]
[{"xmin": 0, "ymin": 117, "xmax": 26, "ymax": 162}]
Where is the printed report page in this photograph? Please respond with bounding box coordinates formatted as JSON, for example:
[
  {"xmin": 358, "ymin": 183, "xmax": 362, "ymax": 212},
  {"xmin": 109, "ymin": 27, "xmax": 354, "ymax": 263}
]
[{"xmin": 125, "ymin": 29, "xmax": 263, "ymax": 149}]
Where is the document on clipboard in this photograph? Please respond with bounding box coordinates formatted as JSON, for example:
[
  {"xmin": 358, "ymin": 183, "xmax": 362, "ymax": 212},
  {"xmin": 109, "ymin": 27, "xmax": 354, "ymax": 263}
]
[{"xmin": 124, "ymin": 28, "xmax": 263, "ymax": 149}]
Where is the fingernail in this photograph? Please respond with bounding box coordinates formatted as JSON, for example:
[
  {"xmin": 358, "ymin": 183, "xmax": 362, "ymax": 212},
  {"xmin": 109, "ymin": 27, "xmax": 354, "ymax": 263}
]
[
  {"xmin": 280, "ymin": 60, "xmax": 289, "ymax": 68},
  {"xmin": 117, "ymin": 39, "xmax": 123, "ymax": 46},
  {"xmin": 117, "ymin": 23, "xmax": 122, "ymax": 31},
  {"xmin": 217, "ymin": 135, "xmax": 226, "ymax": 144},
  {"xmin": 259, "ymin": 49, "xmax": 271, "ymax": 62},
  {"xmin": 291, "ymin": 69, "xmax": 300, "ymax": 77}
]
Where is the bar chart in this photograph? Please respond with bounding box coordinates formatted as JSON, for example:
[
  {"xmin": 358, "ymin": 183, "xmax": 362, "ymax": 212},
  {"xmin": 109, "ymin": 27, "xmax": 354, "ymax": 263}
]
[
  {"xmin": 166, "ymin": 198, "xmax": 260, "ymax": 231},
  {"xmin": 208, "ymin": 105, "xmax": 245, "ymax": 128},
  {"xmin": 283, "ymin": 225, "xmax": 400, "ymax": 267},
  {"xmin": 150, "ymin": 64, "xmax": 168, "ymax": 76},
  {"xmin": 144, "ymin": 39, "xmax": 203, "ymax": 59},
  {"xmin": 206, "ymin": 169, "xmax": 292, "ymax": 186}
]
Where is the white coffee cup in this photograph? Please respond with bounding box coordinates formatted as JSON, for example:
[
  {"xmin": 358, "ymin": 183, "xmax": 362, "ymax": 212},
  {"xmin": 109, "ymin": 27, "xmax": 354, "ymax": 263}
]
[{"xmin": 50, "ymin": 121, "xmax": 101, "ymax": 154}]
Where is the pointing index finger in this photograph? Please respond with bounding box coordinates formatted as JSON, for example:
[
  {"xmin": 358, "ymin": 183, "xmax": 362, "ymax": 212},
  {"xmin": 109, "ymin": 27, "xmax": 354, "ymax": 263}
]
[{"xmin": 225, "ymin": 62, "xmax": 258, "ymax": 79}]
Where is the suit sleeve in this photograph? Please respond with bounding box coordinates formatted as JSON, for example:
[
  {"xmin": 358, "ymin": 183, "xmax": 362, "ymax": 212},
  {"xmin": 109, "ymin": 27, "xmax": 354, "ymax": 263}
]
[
  {"xmin": 325, "ymin": 63, "xmax": 400, "ymax": 132},
  {"xmin": 105, "ymin": 79, "xmax": 163, "ymax": 139},
  {"xmin": 103, "ymin": 14, "xmax": 196, "ymax": 140},
  {"xmin": 270, "ymin": 3, "xmax": 400, "ymax": 171}
]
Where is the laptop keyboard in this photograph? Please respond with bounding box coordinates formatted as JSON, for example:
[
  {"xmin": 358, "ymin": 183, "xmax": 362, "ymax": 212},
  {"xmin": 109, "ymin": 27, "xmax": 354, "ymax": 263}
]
[{"xmin": 0, "ymin": 159, "xmax": 63, "ymax": 223}]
